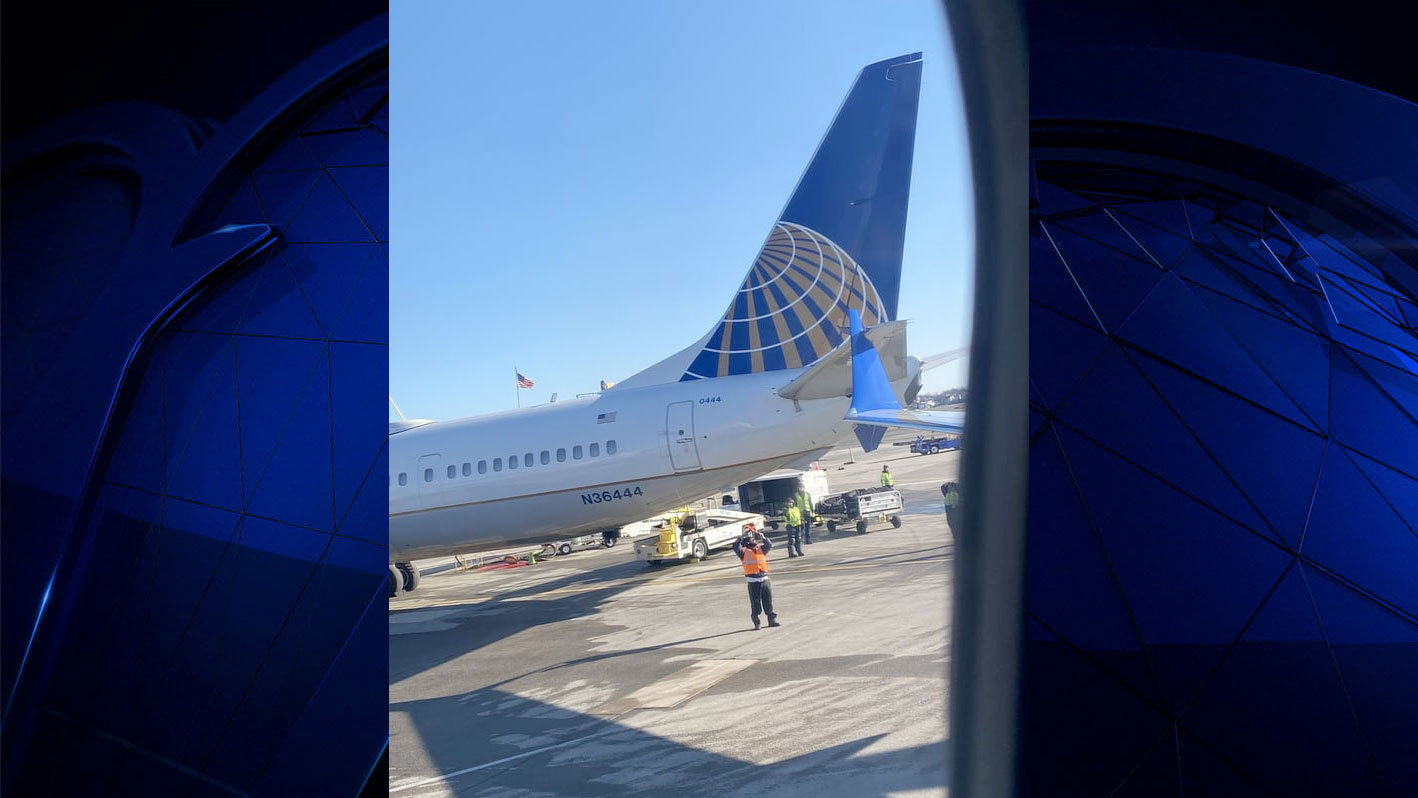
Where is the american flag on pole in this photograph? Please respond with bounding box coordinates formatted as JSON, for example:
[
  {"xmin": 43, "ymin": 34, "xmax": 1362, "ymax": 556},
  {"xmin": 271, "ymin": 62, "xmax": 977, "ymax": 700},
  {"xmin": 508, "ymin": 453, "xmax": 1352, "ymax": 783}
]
[{"xmin": 516, "ymin": 372, "xmax": 534, "ymax": 389}]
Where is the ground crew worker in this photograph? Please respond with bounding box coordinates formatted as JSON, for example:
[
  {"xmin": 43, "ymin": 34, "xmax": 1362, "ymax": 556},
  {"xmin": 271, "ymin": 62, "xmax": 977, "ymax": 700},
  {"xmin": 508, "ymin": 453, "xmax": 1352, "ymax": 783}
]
[
  {"xmin": 784, "ymin": 503, "xmax": 804, "ymax": 557},
  {"xmin": 943, "ymin": 481, "xmax": 961, "ymax": 535},
  {"xmin": 880, "ymin": 465, "xmax": 894, "ymax": 488},
  {"xmin": 794, "ymin": 481, "xmax": 815, "ymax": 544},
  {"xmin": 732, "ymin": 524, "xmax": 779, "ymax": 630}
]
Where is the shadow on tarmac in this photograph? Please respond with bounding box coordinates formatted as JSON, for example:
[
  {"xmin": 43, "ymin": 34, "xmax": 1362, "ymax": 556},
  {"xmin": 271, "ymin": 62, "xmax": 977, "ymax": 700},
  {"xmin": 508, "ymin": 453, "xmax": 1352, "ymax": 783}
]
[{"xmin": 391, "ymin": 688, "xmax": 950, "ymax": 797}]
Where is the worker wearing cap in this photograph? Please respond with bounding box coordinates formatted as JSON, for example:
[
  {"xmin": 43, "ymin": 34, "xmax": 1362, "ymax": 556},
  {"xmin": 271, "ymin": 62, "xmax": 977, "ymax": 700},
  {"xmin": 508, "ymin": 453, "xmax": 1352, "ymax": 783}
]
[
  {"xmin": 880, "ymin": 465, "xmax": 895, "ymax": 488},
  {"xmin": 732, "ymin": 524, "xmax": 780, "ymax": 630}
]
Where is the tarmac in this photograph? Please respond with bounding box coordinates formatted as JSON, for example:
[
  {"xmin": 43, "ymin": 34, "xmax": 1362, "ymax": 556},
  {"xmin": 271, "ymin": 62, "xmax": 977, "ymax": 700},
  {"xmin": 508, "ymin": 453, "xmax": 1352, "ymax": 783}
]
[{"xmin": 389, "ymin": 428, "xmax": 960, "ymax": 797}]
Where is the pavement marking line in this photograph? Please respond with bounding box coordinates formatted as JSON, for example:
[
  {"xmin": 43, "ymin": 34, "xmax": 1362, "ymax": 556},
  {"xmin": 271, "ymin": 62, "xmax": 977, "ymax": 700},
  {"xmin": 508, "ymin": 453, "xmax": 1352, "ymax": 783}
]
[
  {"xmin": 592, "ymin": 658, "xmax": 757, "ymax": 715},
  {"xmin": 388, "ymin": 726, "xmax": 621, "ymax": 794}
]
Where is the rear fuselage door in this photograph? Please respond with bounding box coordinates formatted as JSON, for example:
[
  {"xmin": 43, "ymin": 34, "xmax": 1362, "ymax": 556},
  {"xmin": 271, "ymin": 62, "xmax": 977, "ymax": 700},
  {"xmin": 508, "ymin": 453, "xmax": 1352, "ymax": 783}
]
[
  {"xmin": 416, "ymin": 453, "xmax": 443, "ymax": 506},
  {"xmin": 666, "ymin": 401, "xmax": 701, "ymax": 471}
]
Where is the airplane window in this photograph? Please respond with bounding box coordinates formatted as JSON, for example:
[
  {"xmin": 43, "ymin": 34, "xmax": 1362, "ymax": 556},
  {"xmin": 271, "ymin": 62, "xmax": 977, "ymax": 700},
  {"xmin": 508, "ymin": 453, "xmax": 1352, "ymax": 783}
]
[
  {"xmin": 447, "ymin": 465, "xmax": 456, "ymax": 479},
  {"xmin": 478, "ymin": 460, "xmax": 487, "ymax": 474},
  {"xmin": 462, "ymin": 462, "xmax": 471, "ymax": 476},
  {"xmin": 493, "ymin": 458, "xmax": 502, "ymax": 472},
  {"xmin": 589, "ymin": 442, "xmax": 600, "ymax": 457},
  {"xmin": 423, "ymin": 468, "xmax": 432, "ymax": 483},
  {"xmin": 540, "ymin": 450, "xmax": 549, "ymax": 465},
  {"xmin": 398, "ymin": 472, "xmax": 407, "ymax": 486},
  {"xmin": 606, "ymin": 440, "xmax": 616, "ymax": 455},
  {"xmin": 573, "ymin": 445, "xmax": 582, "ymax": 460},
  {"xmin": 508, "ymin": 454, "xmax": 518, "ymax": 470},
  {"xmin": 524, "ymin": 453, "xmax": 533, "ymax": 467},
  {"xmin": 557, "ymin": 448, "xmax": 566, "ymax": 462}
]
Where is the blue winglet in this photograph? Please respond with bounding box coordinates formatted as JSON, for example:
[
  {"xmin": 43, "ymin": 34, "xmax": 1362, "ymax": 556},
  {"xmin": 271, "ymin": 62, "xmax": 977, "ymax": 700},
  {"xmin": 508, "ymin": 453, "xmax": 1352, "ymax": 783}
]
[
  {"xmin": 848, "ymin": 309, "xmax": 904, "ymax": 416},
  {"xmin": 846, "ymin": 308, "xmax": 967, "ymax": 449},
  {"xmin": 848, "ymin": 309, "xmax": 900, "ymax": 452}
]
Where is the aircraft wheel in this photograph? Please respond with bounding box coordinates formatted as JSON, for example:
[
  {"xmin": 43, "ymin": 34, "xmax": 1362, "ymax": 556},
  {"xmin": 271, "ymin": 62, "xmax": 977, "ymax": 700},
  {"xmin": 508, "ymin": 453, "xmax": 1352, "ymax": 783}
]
[
  {"xmin": 890, "ymin": 515, "xmax": 902, "ymax": 529},
  {"xmin": 856, "ymin": 520, "xmax": 868, "ymax": 535},
  {"xmin": 395, "ymin": 562, "xmax": 421, "ymax": 592},
  {"xmin": 558, "ymin": 543, "xmax": 573, "ymax": 556},
  {"xmin": 692, "ymin": 538, "xmax": 709, "ymax": 560},
  {"xmin": 388, "ymin": 564, "xmax": 407, "ymax": 598}
]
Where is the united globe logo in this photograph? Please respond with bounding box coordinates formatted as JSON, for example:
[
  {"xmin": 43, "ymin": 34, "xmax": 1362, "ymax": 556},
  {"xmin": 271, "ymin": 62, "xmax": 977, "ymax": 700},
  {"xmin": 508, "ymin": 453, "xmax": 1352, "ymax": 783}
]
[{"xmin": 682, "ymin": 221, "xmax": 886, "ymax": 380}]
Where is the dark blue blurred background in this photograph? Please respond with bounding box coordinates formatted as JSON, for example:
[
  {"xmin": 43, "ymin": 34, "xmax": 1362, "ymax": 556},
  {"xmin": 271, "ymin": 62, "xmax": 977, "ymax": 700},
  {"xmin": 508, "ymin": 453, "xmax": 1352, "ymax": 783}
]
[
  {"xmin": 1024, "ymin": 1, "xmax": 1418, "ymax": 794},
  {"xmin": 3, "ymin": 3, "xmax": 389, "ymax": 795}
]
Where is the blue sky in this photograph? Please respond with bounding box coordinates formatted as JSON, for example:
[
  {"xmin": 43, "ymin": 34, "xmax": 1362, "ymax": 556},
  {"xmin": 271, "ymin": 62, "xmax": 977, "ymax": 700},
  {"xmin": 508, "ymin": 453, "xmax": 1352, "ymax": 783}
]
[{"xmin": 391, "ymin": 0, "xmax": 973, "ymax": 422}]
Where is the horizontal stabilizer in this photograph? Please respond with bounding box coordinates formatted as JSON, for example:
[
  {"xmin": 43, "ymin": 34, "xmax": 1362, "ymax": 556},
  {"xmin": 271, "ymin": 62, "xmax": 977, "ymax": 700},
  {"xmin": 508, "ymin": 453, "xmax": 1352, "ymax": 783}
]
[
  {"xmin": 779, "ymin": 320, "xmax": 908, "ymax": 400},
  {"xmin": 920, "ymin": 347, "xmax": 969, "ymax": 371}
]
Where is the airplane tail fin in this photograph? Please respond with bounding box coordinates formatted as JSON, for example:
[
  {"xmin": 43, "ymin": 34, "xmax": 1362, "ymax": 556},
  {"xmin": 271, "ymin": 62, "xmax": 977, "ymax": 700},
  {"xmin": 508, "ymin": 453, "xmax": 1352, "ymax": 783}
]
[{"xmin": 616, "ymin": 53, "xmax": 923, "ymax": 388}]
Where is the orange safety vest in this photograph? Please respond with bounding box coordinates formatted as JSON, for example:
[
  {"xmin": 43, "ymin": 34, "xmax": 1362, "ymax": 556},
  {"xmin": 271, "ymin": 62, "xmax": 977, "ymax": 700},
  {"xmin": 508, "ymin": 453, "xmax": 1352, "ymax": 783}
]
[{"xmin": 741, "ymin": 547, "xmax": 769, "ymax": 576}]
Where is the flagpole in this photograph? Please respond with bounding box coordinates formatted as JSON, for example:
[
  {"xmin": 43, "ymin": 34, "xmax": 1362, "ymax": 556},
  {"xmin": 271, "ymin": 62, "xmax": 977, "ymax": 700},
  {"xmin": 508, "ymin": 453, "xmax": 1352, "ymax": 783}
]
[{"xmin": 515, "ymin": 367, "xmax": 521, "ymax": 409}]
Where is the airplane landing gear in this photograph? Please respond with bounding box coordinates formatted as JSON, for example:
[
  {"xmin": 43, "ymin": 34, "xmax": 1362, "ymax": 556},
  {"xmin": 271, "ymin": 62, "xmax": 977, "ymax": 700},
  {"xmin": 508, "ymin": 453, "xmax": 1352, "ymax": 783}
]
[
  {"xmin": 389, "ymin": 562, "xmax": 420, "ymax": 597},
  {"xmin": 388, "ymin": 564, "xmax": 406, "ymax": 598}
]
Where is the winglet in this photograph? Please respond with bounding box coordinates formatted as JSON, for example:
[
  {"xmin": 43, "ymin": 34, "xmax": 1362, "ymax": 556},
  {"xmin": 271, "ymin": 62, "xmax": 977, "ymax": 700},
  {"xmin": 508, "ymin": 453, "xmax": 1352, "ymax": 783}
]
[
  {"xmin": 848, "ymin": 309, "xmax": 902, "ymax": 451},
  {"xmin": 848, "ymin": 309, "xmax": 904, "ymax": 416},
  {"xmin": 845, "ymin": 308, "xmax": 967, "ymax": 449}
]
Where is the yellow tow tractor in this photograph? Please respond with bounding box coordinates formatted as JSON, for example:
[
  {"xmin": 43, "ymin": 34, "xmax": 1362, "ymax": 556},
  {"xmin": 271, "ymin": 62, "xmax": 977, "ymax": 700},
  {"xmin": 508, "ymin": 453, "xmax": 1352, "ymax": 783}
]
[{"xmin": 632, "ymin": 508, "xmax": 767, "ymax": 566}]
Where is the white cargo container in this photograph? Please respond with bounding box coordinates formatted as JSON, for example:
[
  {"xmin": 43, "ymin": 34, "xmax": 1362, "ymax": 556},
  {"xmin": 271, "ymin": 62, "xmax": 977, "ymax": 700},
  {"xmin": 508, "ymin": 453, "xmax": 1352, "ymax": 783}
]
[{"xmin": 735, "ymin": 468, "xmax": 831, "ymax": 529}]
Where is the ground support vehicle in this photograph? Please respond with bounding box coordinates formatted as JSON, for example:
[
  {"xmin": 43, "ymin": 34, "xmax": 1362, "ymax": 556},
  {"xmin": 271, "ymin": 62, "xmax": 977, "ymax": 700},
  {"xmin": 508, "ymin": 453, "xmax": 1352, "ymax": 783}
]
[
  {"xmin": 816, "ymin": 487, "xmax": 905, "ymax": 534},
  {"xmin": 896, "ymin": 435, "xmax": 962, "ymax": 455},
  {"xmin": 632, "ymin": 509, "xmax": 767, "ymax": 565},
  {"xmin": 735, "ymin": 469, "xmax": 831, "ymax": 530},
  {"xmin": 541, "ymin": 534, "xmax": 611, "ymax": 557}
]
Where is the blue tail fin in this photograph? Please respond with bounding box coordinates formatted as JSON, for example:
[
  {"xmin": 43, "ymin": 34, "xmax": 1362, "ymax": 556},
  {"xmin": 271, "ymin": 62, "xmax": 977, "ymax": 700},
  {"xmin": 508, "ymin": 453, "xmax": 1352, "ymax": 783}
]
[{"xmin": 668, "ymin": 54, "xmax": 922, "ymax": 384}]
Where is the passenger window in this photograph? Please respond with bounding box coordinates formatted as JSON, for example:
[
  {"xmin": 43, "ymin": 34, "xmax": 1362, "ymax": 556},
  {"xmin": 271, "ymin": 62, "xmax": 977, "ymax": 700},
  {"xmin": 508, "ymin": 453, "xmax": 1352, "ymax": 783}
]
[
  {"xmin": 606, "ymin": 440, "xmax": 617, "ymax": 455},
  {"xmin": 557, "ymin": 448, "xmax": 566, "ymax": 462},
  {"xmin": 478, "ymin": 460, "xmax": 487, "ymax": 474},
  {"xmin": 447, "ymin": 465, "xmax": 456, "ymax": 479},
  {"xmin": 590, "ymin": 442, "xmax": 600, "ymax": 457},
  {"xmin": 508, "ymin": 454, "xmax": 518, "ymax": 470},
  {"xmin": 398, "ymin": 472, "xmax": 407, "ymax": 486},
  {"xmin": 463, "ymin": 462, "xmax": 471, "ymax": 476},
  {"xmin": 573, "ymin": 445, "xmax": 583, "ymax": 460},
  {"xmin": 524, "ymin": 453, "xmax": 533, "ymax": 468},
  {"xmin": 423, "ymin": 468, "xmax": 433, "ymax": 483},
  {"xmin": 540, "ymin": 450, "xmax": 550, "ymax": 465},
  {"xmin": 493, "ymin": 458, "xmax": 502, "ymax": 472}
]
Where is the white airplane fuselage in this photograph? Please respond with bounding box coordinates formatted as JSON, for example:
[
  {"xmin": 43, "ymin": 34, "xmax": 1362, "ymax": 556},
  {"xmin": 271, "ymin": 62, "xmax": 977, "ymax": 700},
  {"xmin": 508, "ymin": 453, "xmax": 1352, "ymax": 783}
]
[
  {"xmin": 389, "ymin": 368, "xmax": 905, "ymax": 561},
  {"xmin": 391, "ymin": 53, "xmax": 928, "ymax": 568}
]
